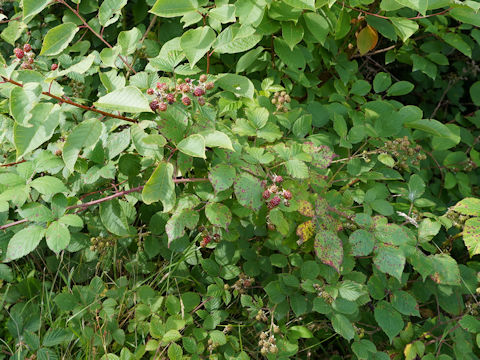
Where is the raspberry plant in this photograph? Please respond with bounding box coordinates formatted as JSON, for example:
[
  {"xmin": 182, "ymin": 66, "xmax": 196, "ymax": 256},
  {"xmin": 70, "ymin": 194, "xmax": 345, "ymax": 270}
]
[{"xmin": 0, "ymin": 0, "xmax": 479, "ymax": 359}]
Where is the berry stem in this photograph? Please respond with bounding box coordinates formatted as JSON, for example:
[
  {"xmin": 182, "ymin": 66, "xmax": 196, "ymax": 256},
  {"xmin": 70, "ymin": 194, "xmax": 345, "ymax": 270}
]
[
  {"xmin": 0, "ymin": 178, "xmax": 209, "ymax": 231},
  {"xmin": 1, "ymin": 77, "xmax": 138, "ymax": 123}
]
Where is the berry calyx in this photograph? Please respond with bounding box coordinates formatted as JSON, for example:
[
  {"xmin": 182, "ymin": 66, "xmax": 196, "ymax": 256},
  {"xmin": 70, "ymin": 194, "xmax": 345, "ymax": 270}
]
[
  {"xmin": 199, "ymin": 74, "xmax": 207, "ymax": 83},
  {"xmin": 51, "ymin": 63, "xmax": 58, "ymax": 71},
  {"xmin": 146, "ymin": 88, "xmax": 154, "ymax": 95},
  {"xmin": 263, "ymin": 190, "xmax": 271, "ymax": 200},
  {"xmin": 23, "ymin": 44, "xmax": 32, "ymax": 53},
  {"xmin": 182, "ymin": 96, "xmax": 191, "ymax": 106},
  {"xmin": 14, "ymin": 48, "xmax": 24, "ymax": 59},
  {"xmin": 149, "ymin": 100, "xmax": 159, "ymax": 111},
  {"xmin": 158, "ymin": 102, "xmax": 167, "ymax": 112}
]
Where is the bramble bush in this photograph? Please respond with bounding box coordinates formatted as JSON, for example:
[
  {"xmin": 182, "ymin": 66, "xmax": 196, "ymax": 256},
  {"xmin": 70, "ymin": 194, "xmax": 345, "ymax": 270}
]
[{"xmin": 0, "ymin": 0, "xmax": 480, "ymax": 359}]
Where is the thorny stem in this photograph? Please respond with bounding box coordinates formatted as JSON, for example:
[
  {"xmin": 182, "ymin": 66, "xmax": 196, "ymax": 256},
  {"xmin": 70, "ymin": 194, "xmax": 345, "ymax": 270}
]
[
  {"xmin": 1, "ymin": 77, "xmax": 138, "ymax": 123},
  {"xmin": 55, "ymin": 0, "xmax": 136, "ymax": 74},
  {"xmin": 0, "ymin": 178, "xmax": 209, "ymax": 231}
]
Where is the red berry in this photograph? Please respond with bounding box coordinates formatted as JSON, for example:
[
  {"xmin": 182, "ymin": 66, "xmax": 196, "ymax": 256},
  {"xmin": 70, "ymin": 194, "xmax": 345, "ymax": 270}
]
[
  {"xmin": 166, "ymin": 93, "xmax": 175, "ymax": 104},
  {"xmin": 182, "ymin": 96, "xmax": 191, "ymax": 106},
  {"xmin": 158, "ymin": 102, "xmax": 167, "ymax": 112},
  {"xmin": 150, "ymin": 100, "xmax": 159, "ymax": 111},
  {"xmin": 269, "ymin": 196, "xmax": 281, "ymax": 208},
  {"xmin": 185, "ymin": 77, "xmax": 191, "ymax": 83},
  {"xmin": 193, "ymin": 87, "xmax": 205, "ymax": 97},
  {"xmin": 51, "ymin": 63, "xmax": 58, "ymax": 71},
  {"xmin": 283, "ymin": 190, "xmax": 292, "ymax": 200},
  {"xmin": 14, "ymin": 48, "xmax": 24, "ymax": 59},
  {"xmin": 156, "ymin": 82, "xmax": 166, "ymax": 90},
  {"xmin": 147, "ymin": 88, "xmax": 154, "ymax": 95},
  {"xmin": 205, "ymin": 82, "xmax": 214, "ymax": 90},
  {"xmin": 23, "ymin": 44, "xmax": 32, "ymax": 53},
  {"xmin": 20, "ymin": 63, "xmax": 31, "ymax": 70},
  {"xmin": 198, "ymin": 97, "xmax": 205, "ymax": 106},
  {"xmin": 273, "ymin": 175, "xmax": 283, "ymax": 183},
  {"xmin": 263, "ymin": 190, "xmax": 271, "ymax": 200},
  {"xmin": 181, "ymin": 84, "xmax": 191, "ymax": 93},
  {"xmin": 199, "ymin": 74, "xmax": 207, "ymax": 83}
]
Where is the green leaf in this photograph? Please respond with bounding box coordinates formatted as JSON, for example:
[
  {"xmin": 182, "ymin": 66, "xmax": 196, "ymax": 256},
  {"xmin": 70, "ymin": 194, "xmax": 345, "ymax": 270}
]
[
  {"xmin": 208, "ymin": 164, "xmax": 236, "ymax": 193},
  {"xmin": 216, "ymin": 74, "xmax": 254, "ymax": 98},
  {"xmin": 233, "ymin": 173, "xmax": 263, "ymax": 211},
  {"xmin": 30, "ymin": 176, "xmax": 67, "ymax": 196},
  {"xmin": 9, "ymin": 83, "xmax": 42, "ymax": 126},
  {"xmin": 349, "ymin": 229, "xmax": 375, "ymax": 256},
  {"xmin": 165, "ymin": 209, "xmax": 199, "ymax": 245},
  {"xmin": 99, "ymin": 0, "xmax": 128, "ymax": 26},
  {"xmin": 339, "ymin": 280, "xmax": 364, "ymax": 301},
  {"xmin": 269, "ymin": 208, "xmax": 289, "ymax": 236},
  {"xmin": 463, "ymin": 217, "xmax": 480, "ymax": 257},
  {"xmin": 177, "ymin": 134, "xmax": 206, "ymax": 159},
  {"xmin": 214, "ymin": 24, "xmax": 262, "ymax": 54},
  {"xmin": 282, "ymin": 22, "xmax": 304, "ymax": 50},
  {"xmin": 373, "ymin": 72, "xmax": 392, "ymax": 93},
  {"xmin": 459, "ymin": 315, "xmax": 480, "ymax": 333},
  {"xmin": 453, "ymin": 198, "xmax": 480, "ymax": 216},
  {"xmin": 150, "ymin": 0, "xmax": 198, "ymax": 17},
  {"xmin": 63, "ymin": 119, "xmax": 103, "ymax": 171},
  {"xmin": 430, "ymin": 253, "xmax": 460, "ymax": 285},
  {"xmin": 205, "ymin": 203, "xmax": 232, "ymax": 230},
  {"xmin": 40, "ymin": 23, "xmax": 79, "ymax": 56},
  {"xmin": 404, "ymin": 119, "xmax": 460, "ymax": 143},
  {"xmin": 285, "ymin": 159, "xmax": 309, "ymax": 179},
  {"xmin": 6, "ymin": 225, "xmax": 45, "ymax": 261},
  {"xmin": 373, "ymin": 245, "xmax": 405, "ymax": 281},
  {"xmin": 391, "ymin": 290, "xmax": 420, "ymax": 317},
  {"xmin": 45, "ymin": 221, "xmax": 70, "ymax": 253},
  {"xmin": 201, "ymin": 131, "xmax": 234, "ymax": 151},
  {"xmin": 390, "ymin": 17, "xmax": 418, "ymax": 42},
  {"xmin": 142, "ymin": 162, "xmax": 176, "ymax": 212},
  {"xmin": 22, "ymin": 0, "xmax": 50, "ymax": 22},
  {"xmin": 469, "ymin": 81, "xmax": 480, "ymax": 106},
  {"xmin": 442, "ymin": 33, "xmax": 472, "ymax": 57},
  {"xmin": 100, "ymin": 199, "xmax": 131, "ymax": 236},
  {"xmin": 303, "ymin": 13, "xmax": 329, "ymax": 44},
  {"xmin": 118, "ymin": 28, "xmax": 142, "ymax": 55},
  {"xmin": 95, "ymin": 86, "xmax": 152, "ymax": 113},
  {"xmin": 331, "ymin": 313, "xmax": 355, "ymax": 341},
  {"xmin": 247, "ymin": 107, "xmax": 269, "ymax": 129},
  {"xmin": 18, "ymin": 203, "xmax": 54, "ymax": 223},
  {"xmin": 408, "ymin": 174, "xmax": 425, "ymax": 201},
  {"xmin": 283, "ymin": 0, "xmax": 314, "ymax": 10},
  {"xmin": 374, "ymin": 301, "xmax": 404, "ymax": 342},
  {"xmin": 315, "ymin": 230, "xmax": 343, "ymax": 272},
  {"xmin": 168, "ymin": 342, "xmax": 183, "ymax": 360},
  {"xmin": 180, "ymin": 27, "xmax": 216, "ymax": 67},
  {"xmin": 387, "ymin": 81, "xmax": 414, "ymax": 96},
  {"xmin": 42, "ymin": 328, "xmax": 74, "ymax": 347},
  {"xmin": 451, "ymin": 7, "xmax": 480, "ymax": 27}
]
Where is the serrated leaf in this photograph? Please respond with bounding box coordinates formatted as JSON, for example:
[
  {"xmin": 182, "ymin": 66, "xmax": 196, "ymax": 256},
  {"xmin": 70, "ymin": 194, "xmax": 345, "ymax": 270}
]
[
  {"xmin": 45, "ymin": 221, "xmax": 70, "ymax": 253},
  {"xmin": 177, "ymin": 134, "xmax": 206, "ymax": 158},
  {"xmin": 180, "ymin": 26, "xmax": 215, "ymax": 67},
  {"xmin": 40, "ymin": 23, "xmax": 79, "ymax": 56},
  {"xmin": 22, "ymin": 0, "xmax": 50, "ymax": 22},
  {"xmin": 349, "ymin": 229, "xmax": 375, "ymax": 256},
  {"xmin": 373, "ymin": 245, "xmax": 405, "ymax": 281},
  {"xmin": 202, "ymin": 131, "xmax": 233, "ymax": 151},
  {"xmin": 142, "ymin": 162, "xmax": 176, "ymax": 212},
  {"xmin": 374, "ymin": 301, "xmax": 404, "ymax": 342},
  {"xmin": 205, "ymin": 203, "xmax": 232, "ymax": 230},
  {"xmin": 165, "ymin": 209, "xmax": 199, "ymax": 245},
  {"xmin": 463, "ymin": 217, "xmax": 480, "ymax": 257},
  {"xmin": 452, "ymin": 198, "xmax": 480, "ymax": 216},
  {"xmin": 214, "ymin": 24, "xmax": 262, "ymax": 54},
  {"xmin": 430, "ymin": 253, "xmax": 460, "ymax": 285},
  {"xmin": 233, "ymin": 173, "xmax": 263, "ymax": 211},
  {"xmin": 332, "ymin": 313, "xmax": 355, "ymax": 341},
  {"xmin": 63, "ymin": 118, "xmax": 103, "ymax": 171},
  {"xmin": 99, "ymin": 0, "xmax": 128, "ymax": 26},
  {"xmin": 95, "ymin": 86, "xmax": 152, "ymax": 113},
  {"xmin": 208, "ymin": 164, "xmax": 236, "ymax": 193},
  {"xmin": 30, "ymin": 176, "xmax": 67, "ymax": 196},
  {"xmin": 150, "ymin": 0, "xmax": 198, "ymax": 17},
  {"xmin": 6, "ymin": 225, "xmax": 45, "ymax": 261},
  {"xmin": 315, "ymin": 230, "xmax": 343, "ymax": 272}
]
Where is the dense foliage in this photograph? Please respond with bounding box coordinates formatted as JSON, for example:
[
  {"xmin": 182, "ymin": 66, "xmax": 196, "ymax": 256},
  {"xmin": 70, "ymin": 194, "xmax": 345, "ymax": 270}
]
[{"xmin": 0, "ymin": 0, "xmax": 480, "ymax": 359}]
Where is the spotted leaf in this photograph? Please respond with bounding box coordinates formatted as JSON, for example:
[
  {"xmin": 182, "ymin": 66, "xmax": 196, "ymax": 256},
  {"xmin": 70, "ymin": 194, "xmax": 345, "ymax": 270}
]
[{"xmin": 315, "ymin": 230, "xmax": 343, "ymax": 272}]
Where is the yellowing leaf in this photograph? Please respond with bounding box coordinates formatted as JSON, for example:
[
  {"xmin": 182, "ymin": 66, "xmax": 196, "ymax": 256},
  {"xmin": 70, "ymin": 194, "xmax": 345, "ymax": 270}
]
[{"xmin": 357, "ymin": 25, "xmax": 378, "ymax": 55}]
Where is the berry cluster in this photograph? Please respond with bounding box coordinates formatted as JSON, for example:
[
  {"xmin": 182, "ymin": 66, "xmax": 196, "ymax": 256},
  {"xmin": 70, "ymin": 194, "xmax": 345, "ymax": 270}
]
[
  {"xmin": 466, "ymin": 301, "xmax": 479, "ymax": 316},
  {"xmin": 198, "ymin": 226, "xmax": 221, "ymax": 247},
  {"xmin": 263, "ymin": 175, "xmax": 291, "ymax": 210},
  {"xmin": 258, "ymin": 332, "xmax": 278, "ymax": 355},
  {"xmin": 313, "ymin": 283, "xmax": 333, "ymax": 304},
  {"xmin": 383, "ymin": 136, "xmax": 426, "ymax": 170},
  {"xmin": 90, "ymin": 236, "xmax": 114, "ymax": 254},
  {"xmin": 147, "ymin": 75, "xmax": 214, "ymax": 112},
  {"xmin": 13, "ymin": 43, "xmax": 35, "ymax": 70},
  {"xmin": 445, "ymin": 208, "xmax": 470, "ymax": 229},
  {"xmin": 271, "ymin": 91, "xmax": 291, "ymax": 113},
  {"xmin": 232, "ymin": 273, "xmax": 255, "ymax": 294},
  {"xmin": 69, "ymin": 79, "xmax": 85, "ymax": 98}
]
